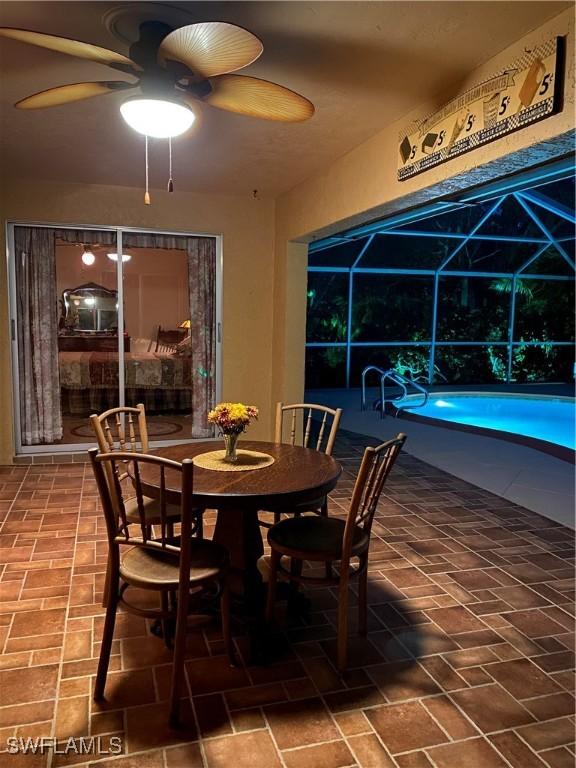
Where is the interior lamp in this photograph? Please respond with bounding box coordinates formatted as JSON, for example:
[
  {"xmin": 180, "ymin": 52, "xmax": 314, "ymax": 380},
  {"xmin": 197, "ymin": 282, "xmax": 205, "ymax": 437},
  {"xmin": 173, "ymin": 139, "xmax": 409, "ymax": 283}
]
[
  {"xmin": 179, "ymin": 319, "xmax": 191, "ymax": 329},
  {"xmin": 119, "ymin": 96, "xmax": 195, "ymax": 205},
  {"xmin": 81, "ymin": 245, "xmax": 95, "ymax": 266},
  {"xmin": 107, "ymin": 253, "xmax": 132, "ymax": 263},
  {"xmin": 120, "ymin": 97, "xmax": 195, "ymax": 139}
]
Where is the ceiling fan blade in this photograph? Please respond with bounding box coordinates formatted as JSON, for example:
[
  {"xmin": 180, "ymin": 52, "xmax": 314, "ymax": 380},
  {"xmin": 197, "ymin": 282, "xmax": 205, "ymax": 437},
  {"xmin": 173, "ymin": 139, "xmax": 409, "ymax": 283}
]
[
  {"xmin": 158, "ymin": 22, "xmax": 262, "ymax": 78},
  {"xmin": 15, "ymin": 81, "xmax": 136, "ymax": 110},
  {"xmin": 203, "ymin": 75, "xmax": 314, "ymax": 122},
  {"xmin": 0, "ymin": 28, "xmax": 142, "ymax": 74}
]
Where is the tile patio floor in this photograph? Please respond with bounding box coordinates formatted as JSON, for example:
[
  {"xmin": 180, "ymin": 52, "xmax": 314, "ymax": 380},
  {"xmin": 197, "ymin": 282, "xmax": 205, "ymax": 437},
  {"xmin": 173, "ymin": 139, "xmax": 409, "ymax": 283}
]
[{"xmin": 0, "ymin": 431, "xmax": 574, "ymax": 768}]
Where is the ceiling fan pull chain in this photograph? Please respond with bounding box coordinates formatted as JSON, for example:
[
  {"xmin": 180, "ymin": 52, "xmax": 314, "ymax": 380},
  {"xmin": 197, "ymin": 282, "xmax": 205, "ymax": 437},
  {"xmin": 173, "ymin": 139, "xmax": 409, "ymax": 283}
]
[
  {"xmin": 144, "ymin": 135, "xmax": 151, "ymax": 205},
  {"xmin": 167, "ymin": 137, "xmax": 174, "ymax": 193}
]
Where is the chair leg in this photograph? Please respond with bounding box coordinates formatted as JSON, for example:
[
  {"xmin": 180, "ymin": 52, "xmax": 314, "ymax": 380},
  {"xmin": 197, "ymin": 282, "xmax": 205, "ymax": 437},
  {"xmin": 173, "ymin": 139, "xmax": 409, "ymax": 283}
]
[
  {"xmin": 195, "ymin": 511, "xmax": 204, "ymax": 538},
  {"xmin": 336, "ymin": 577, "xmax": 350, "ymax": 672},
  {"xmin": 320, "ymin": 499, "xmax": 329, "ymax": 517},
  {"xmin": 358, "ymin": 557, "xmax": 368, "ymax": 637},
  {"xmin": 94, "ymin": 574, "xmax": 119, "ymax": 701},
  {"xmin": 169, "ymin": 584, "xmax": 190, "ymax": 729},
  {"xmin": 288, "ymin": 557, "xmax": 303, "ymax": 613},
  {"xmin": 220, "ymin": 578, "xmax": 236, "ymax": 666},
  {"xmin": 273, "ymin": 512, "xmax": 281, "ymax": 525},
  {"xmin": 265, "ymin": 549, "xmax": 281, "ymax": 623},
  {"xmin": 325, "ymin": 561, "xmax": 333, "ymax": 579},
  {"xmin": 161, "ymin": 591, "xmax": 173, "ymax": 649},
  {"xmin": 101, "ymin": 552, "xmax": 112, "ymax": 608}
]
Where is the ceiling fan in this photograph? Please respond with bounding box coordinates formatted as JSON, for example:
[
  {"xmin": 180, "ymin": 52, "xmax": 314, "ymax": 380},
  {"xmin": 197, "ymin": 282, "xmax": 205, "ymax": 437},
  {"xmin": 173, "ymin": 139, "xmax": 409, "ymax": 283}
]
[{"xmin": 0, "ymin": 20, "xmax": 315, "ymax": 135}]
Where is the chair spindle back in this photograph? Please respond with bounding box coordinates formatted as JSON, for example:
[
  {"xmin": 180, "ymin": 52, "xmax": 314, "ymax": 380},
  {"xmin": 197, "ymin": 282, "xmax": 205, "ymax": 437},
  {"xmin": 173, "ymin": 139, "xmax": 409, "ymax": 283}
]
[
  {"xmin": 89, "ymin": 449, "xmax": 191, "ymax": 555},
  {"xmin": 155, "ymin": 326, "xmax": 186, "ymax": 354},
  {"xmin": 275, "ymin": 402, "xmax": 343, "ymax": 456},
  {"xmin": 343, "ymin": 434, "xmax": 406, "ymax": 556},
  {"xmin": 90, "ymin": 405, "xmax": 149, "ymax": 483}
]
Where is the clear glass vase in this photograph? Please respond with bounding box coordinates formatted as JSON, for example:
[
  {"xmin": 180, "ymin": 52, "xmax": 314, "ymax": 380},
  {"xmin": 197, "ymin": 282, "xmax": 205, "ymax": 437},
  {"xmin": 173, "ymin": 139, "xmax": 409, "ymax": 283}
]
[{"xmin": 223, "ymin": 432, "xmax": 239, "ymax": 463}]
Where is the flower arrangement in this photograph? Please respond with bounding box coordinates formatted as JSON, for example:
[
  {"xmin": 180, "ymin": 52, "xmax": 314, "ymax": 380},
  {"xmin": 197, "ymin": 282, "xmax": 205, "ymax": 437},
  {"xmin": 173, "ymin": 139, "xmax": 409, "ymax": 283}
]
[
  {"xmin": 208, "ymin": 403, "xmax": 258, "ymax": 463},
  {"xmin": 208, "ymin": 402, "xmax": 259, "ymax": 435}
]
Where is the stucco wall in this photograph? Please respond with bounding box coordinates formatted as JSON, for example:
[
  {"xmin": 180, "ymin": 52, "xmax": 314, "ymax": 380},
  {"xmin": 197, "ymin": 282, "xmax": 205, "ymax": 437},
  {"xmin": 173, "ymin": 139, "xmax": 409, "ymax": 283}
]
[
  {"xmin": 276, "ymin": 9, "xmax": 575, "ymax": 243},
  {"xmin": 0, "ymin": 183, "xmax": 275, "ymax": 461}
]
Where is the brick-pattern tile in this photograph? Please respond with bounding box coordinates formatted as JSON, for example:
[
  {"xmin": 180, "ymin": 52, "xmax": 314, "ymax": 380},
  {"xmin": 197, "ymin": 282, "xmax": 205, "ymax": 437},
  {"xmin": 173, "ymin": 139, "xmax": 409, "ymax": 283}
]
[
  {"xmin": 426, "ymin": 737, "xmax": 510, "ymax": 767},
  {"xmin": 0, "ymin": 433, "xmax": 573, "ymax": 767},
  {"xmin": 367, "ymin": 701, "xmax": 448, "ymax": 753}
]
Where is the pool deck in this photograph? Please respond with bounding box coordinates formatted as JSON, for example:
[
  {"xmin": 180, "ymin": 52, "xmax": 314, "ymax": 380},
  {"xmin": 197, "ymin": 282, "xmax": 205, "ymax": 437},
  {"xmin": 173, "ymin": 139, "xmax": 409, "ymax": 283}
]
[{"xmin": 306, "ymin": 387, "xmax": 575, "ymax": 529}]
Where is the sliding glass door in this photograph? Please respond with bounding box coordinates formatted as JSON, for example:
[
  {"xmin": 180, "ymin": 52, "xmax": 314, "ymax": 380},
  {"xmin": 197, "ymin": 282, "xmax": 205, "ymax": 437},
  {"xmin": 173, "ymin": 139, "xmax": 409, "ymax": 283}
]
[
  {"xmin": 8, "ymin": 223, "xmax": 221, "ymax": 453},
  {"xmin": 120, "ymin": 231, "xmax": 216, "ymax": 443}
]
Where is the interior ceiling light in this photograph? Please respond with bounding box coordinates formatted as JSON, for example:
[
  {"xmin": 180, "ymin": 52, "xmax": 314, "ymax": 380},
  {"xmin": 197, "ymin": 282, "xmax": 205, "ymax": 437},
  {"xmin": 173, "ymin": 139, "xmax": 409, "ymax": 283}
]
[
  {"xmin": 81, "ymin": 245, "xmax": 96, "ymax": 266},
  {"xmin": 107, "ymin": 253, "xmax": 132, "ymax": 262},
  {"xmin": 120, "ymin": 97, "xmax": 195, "ymax": 139},
  {"xmin": 119, "ymin": 96, "xmax": 194, "ymax": 203}
]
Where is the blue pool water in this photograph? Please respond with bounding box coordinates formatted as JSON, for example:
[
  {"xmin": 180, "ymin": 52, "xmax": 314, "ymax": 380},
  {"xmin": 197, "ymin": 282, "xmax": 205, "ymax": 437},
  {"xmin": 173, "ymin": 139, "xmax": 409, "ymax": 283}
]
[{"xmin": 403, "ymin": 393, "xmax": 575, "ymax": 450}]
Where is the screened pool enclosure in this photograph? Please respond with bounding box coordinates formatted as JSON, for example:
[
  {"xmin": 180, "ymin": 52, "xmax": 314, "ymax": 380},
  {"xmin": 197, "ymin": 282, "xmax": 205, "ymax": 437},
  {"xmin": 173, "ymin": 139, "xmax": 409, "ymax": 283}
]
[{"xmin": 306, "ymin": 165, "xmax": 575, "ymax": 388}]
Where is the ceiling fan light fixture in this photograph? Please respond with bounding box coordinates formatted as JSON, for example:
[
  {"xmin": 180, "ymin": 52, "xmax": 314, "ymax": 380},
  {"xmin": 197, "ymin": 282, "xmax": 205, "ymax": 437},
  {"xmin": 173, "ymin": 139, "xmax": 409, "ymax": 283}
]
[
  {"xmin": 120, "ymin": 96, "xmax": 195, "ymax": 138},
  {"xmin": 107, "ymin": 252, "xmax": 132, "ymax": 262}
]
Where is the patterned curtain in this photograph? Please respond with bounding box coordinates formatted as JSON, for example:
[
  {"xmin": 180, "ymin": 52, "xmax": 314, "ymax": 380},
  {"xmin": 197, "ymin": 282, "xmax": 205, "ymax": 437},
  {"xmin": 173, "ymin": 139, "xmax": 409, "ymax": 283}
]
[
  {"xmin": 187, "ymin": 238, "xmax": 216, "ymax": 438},
  {"xmin": 55, "ymin": 230, "xmax": 116, "ymax": 246},
  {"xmin": 122, "ymin": 233, "xmax": 187, "ymax": 250},
  {"xmin": 14, "ymin": 227, "xmax": 63, "ymax": 445}
]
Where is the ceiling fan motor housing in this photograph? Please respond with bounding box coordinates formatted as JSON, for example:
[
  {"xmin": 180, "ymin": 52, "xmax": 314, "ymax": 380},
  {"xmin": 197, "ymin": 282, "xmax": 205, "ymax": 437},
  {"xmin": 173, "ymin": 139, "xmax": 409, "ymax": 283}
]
[{"xmin": 128, "ymin": 20, "xmax": 173, "ymax": 69}]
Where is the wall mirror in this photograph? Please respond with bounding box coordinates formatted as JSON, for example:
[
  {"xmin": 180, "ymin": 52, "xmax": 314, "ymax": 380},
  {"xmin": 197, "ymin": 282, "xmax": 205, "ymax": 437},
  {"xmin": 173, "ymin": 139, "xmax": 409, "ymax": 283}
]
[{"xmin": 61, "ymin": 282, "xmax": 118, "ymax": 334}]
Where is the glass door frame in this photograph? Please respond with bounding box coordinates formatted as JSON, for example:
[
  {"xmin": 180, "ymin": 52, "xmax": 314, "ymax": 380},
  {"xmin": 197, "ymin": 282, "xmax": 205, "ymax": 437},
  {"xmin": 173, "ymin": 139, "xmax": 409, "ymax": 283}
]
[{"xmin": 6, "ymin": 220, "xmax": 223, "ymax": 455}]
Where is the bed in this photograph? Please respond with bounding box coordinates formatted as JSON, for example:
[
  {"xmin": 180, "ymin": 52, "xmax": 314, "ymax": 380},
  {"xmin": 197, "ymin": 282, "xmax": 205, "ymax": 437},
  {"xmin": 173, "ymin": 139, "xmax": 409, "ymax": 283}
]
[{"xmin": 59, "ymin": 351, "xmax": 192, "ymax": 415}]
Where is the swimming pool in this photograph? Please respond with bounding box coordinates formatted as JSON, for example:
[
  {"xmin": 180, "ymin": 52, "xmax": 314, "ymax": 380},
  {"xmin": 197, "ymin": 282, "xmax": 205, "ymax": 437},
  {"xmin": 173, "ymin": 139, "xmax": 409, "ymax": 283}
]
[{"xmin": 400, "ymin": 392, "xmax": 575, "ymax": 451}]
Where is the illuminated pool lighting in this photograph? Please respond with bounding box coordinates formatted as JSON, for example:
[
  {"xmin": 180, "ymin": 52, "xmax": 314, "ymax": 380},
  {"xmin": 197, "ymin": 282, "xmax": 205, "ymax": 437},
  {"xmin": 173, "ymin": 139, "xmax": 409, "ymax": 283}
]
[{"xmin": 402, "ymin": 393, "xmax": 575, "ymax": 450}]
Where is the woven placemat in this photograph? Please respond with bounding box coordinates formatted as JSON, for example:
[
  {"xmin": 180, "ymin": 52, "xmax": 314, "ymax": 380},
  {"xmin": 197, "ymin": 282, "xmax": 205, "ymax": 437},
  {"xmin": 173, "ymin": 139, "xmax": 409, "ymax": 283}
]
[{"xmin": 192, "ymin": 449, "xmax": 275, "ymax": 472}]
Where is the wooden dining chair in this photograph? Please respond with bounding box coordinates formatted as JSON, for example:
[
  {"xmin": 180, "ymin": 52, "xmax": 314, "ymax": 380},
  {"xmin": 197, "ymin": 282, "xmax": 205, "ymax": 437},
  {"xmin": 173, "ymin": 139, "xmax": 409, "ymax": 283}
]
[
  {"xmin": 90, "ymin": 405, "xmax": 203, "ymax": 538},
  {"xmin": 89, "ymin": 448, "xmax": 235, "ymax": 728},
  {"xmin": 259, "ymin": 402, "xmax": 343, "ymax": 528},
  {"xmin": 90, "ymin": 403, "xmax": 150, "ymax": 453},
  {"xmin": 265, "ymin": 433, "xmax": 406, "ymax": 671}
]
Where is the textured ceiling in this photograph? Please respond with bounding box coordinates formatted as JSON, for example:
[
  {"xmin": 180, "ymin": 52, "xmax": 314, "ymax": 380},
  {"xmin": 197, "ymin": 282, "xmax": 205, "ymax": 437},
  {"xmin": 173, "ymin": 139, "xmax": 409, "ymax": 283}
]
[{"xmin": 0, "ymin": 1, "xmax": 569, "ymax": 196}]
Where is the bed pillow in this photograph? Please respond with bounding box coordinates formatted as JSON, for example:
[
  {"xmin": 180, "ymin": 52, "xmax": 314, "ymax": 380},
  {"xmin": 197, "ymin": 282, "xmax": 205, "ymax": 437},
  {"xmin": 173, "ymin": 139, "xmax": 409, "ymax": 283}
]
[
  {"xmin": 173, "ymin": 336, "xmax": 192, "ymax": 357},
  {"xmin": 131, "ymin": 338, "xmax": 153, "ymax": 354}
]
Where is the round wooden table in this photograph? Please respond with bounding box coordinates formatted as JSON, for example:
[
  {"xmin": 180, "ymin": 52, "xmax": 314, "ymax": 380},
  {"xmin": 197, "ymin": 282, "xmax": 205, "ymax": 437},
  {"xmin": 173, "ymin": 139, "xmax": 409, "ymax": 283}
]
[{"xmin": 139, "ymin": 440, "xmax": 342, "ymax": 605}]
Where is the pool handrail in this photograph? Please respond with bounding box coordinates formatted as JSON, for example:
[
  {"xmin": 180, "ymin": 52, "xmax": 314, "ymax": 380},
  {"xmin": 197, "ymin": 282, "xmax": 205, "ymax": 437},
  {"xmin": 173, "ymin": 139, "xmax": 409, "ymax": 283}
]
[
  {"xmin": 361, "ymin": 366, "xmax": 428, "ymax": 418},
  {"xmin": 360, "ymin": 366, "xmax": 386, "ymax": 413},
  {"xmin": 386, "ymin": 371, "xmax": 428, "ymax": 416}
]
